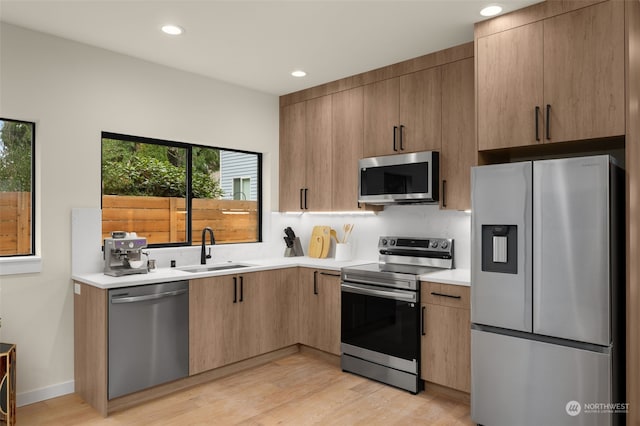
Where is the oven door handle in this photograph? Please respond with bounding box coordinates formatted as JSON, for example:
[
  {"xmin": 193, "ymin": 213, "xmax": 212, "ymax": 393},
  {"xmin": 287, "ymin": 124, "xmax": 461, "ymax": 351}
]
[{"xmin": 341, "ymin": 282, "xmax": 417, "ymax": 303}]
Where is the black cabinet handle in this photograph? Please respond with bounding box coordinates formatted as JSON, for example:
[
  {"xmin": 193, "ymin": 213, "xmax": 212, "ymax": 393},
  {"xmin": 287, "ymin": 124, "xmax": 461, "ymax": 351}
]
[
  {"xmin": 430, "ymin": 291, "xmax": 461, "ymax": 299},
  {"xmin": 239, "ymin": 276, "xmax": 244, "ymax": 302},
  {"xmin": 545, "ymin": 104, "xmax": 551, "ymax": 140},
  {"xmin": 320, "ymin": 272, "xmax": 341, "ymax": 277},
  {"xmin": 304, "ymin": 188, "xmax": 308, "ymax": 210},
  {"xmin": 233, "ymin": 277, "xmax": 237, "ymax": 303},
  {"xmin": 421, "ymin": 306, "xmax": 426, "ymax": 336},
  {"xmin": 399, "ymin": 124, "xmax": 405, "ymax": 150},
  {"xmin": 442, "ymin": 179, "xmax": 447, "ymax": 208},
  {"xmin": 313, "ymin": 270, "xmax": 318, "ymax": 295},
  {"xmin": 299, "ymin": 189, "xmax": 304, "ymax": 210},
  {"xmin": 393, "ymin": 126, "xmax": 398, "ymax": 151},
  {"xmin": 535, "ymin": 105, "xmax": 540, "ymax": 142}
]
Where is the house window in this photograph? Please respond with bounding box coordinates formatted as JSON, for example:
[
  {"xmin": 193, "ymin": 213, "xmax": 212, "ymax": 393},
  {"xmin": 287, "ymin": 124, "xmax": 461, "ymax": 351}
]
[
  {"xmin": 0, "ymin": 118, "xmax": 35, "ymax": 257},
  {"xmin": 233, "ymin": 178, "xmax": 251, "ymax": 200},
  {"xmin": 101, "ymin": 132, "xmax": 261, "ymax": 246}
]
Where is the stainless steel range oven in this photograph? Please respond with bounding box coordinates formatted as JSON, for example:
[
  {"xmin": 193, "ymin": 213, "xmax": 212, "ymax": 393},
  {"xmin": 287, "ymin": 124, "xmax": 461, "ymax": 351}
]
[{"xmin": 340, "ymin": 236, "xmax": 454, "ymax": 393}]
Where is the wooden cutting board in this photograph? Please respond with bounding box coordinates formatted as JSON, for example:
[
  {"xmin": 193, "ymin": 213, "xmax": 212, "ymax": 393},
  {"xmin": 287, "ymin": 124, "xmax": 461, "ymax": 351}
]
[{"xmin": 308, "ymin": 226, "xmax": 331, "ymax": 258}]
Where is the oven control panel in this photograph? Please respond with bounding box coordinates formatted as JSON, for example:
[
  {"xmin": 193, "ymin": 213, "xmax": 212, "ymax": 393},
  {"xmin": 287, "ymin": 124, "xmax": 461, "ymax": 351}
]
[{"xmin": 378, "ymin": 236, "xmax": 453, "ymax": 256}]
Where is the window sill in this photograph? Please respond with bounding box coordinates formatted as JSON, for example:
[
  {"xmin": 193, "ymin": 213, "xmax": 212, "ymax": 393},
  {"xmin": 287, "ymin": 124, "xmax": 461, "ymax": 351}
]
[{"xmin": 0, "ymin": 256, "xmax": 42, "ymax": 276}]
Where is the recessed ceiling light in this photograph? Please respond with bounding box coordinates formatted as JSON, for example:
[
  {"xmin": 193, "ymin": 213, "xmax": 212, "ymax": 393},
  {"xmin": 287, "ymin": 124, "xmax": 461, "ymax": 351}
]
[
  {"xmin": 480, "ymin": 5, "xmax": 503, "ymax": 17},
  {"xmin": 161, "ymin": 25, "xmax": 184, "ymax": 36},
  {"xmin": 291, "ymin": 70, "xmax": 307, "ymax": 78}
]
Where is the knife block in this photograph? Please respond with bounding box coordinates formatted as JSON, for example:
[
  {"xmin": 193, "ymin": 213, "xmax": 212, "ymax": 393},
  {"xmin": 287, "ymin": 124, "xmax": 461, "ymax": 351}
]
[{"xmin": 285, "ymin": 237, "xmax": 304, "ymax": 257}]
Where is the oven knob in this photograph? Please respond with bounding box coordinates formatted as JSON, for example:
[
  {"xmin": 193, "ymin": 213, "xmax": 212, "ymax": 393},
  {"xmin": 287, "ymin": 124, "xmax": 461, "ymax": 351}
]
[
  {"xmin": 430, "ymin": 241, "xmax": 438, "ymax": 248},
  {"xmin": 390, "ymin": 240, "xmax": 396, "ymax": 246},
  {"xmin": 128, "ymin": 242, "xmax": 134, "ymax": 248},
  {"xmin": 381, "ymin": 239, "xmax": 388, "ymax": 246},
  {"xmin": 441, "ymin": 241, "xmax": 448, "ymax": 249}
]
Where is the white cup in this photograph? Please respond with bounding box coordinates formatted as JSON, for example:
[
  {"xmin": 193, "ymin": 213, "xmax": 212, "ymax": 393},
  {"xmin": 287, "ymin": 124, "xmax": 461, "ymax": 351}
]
[{"xmin": 335, "ymin": 243, "xmax": 352, "ymax": 261}]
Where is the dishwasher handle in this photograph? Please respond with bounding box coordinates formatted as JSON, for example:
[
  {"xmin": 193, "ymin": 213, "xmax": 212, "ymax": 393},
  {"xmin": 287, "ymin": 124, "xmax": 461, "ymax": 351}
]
[{"xmin": 111, "ymin": 289, "xmax": 187, "ymax": 304}]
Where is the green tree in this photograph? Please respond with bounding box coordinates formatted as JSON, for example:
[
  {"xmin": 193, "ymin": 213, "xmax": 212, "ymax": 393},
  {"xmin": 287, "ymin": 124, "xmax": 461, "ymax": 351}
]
[
  {"xmin": 101, "ymin": 138, "xmax": 223, "ymax": 198},
  {"xmin": 0, "ymin": 120, "xmax": 33, "ymax": 192}
]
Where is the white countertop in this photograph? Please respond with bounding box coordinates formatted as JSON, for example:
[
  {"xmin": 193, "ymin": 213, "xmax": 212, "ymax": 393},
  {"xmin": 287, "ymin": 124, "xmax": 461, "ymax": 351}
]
[{"xmin": 73, "ymin": 257, "xmax": 471, "ymax": 289}]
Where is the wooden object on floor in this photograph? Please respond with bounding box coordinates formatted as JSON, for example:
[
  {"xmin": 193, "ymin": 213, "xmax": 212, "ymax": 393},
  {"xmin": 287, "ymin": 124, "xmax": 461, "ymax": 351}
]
[
  {"xmin": 0, "ymin": 343, "xmax": 16, "ymax": 426},
  {"xmin": 19, "ymin": 352, "xmax": 474, "ymax": 425}
]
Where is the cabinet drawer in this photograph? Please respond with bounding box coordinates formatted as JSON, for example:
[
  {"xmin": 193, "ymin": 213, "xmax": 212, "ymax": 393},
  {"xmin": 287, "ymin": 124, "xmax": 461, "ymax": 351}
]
[{"xmin": 421, "ymin": 282, "xmax": 470, "ymax": 309}]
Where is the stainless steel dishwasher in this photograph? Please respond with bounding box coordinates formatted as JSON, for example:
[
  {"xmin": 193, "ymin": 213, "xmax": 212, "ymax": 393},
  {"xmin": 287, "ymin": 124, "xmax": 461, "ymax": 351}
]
[{"xmin": 108, "ymin": 280, "xmax": 189, "ymax": 399}]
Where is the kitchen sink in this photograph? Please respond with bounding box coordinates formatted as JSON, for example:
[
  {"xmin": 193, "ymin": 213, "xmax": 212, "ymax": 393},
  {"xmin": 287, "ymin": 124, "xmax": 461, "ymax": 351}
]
[{"xmin": 180, "ymin": 263, "xmax": 254, "ymax": 273}]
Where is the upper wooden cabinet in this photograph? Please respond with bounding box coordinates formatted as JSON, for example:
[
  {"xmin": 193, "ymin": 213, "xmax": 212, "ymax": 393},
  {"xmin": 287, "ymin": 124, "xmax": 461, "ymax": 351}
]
[
  {"xmin": 364, "ymin": 67, "xmax": 442, "ymax": 157},
  {"xmin": 279, "ymin": 97, "xmax": 333, "ymax": 212},
  {"xmin": 477, "ymin": 0, "xmax": 624, "ymax": 151},
  {"xmin": 441, "ymin": 58, "xmax": 475, "ymax": 211},
  {"xmin": 305, "ymin": 96, "xmax": 333, "ymax": 211},
  {"xmin": 279, "ymin": 102, "xmax": 306, "ymax": 211},
  {"xmin": 331, "ymin": 87, "xmax": 364, "ymax": 211}
]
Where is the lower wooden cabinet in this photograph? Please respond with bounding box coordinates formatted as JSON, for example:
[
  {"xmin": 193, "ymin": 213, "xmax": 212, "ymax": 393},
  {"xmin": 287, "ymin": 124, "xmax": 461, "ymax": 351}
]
[
  {"xmin": 420, "ymin": 281, "xmax": 471, "ymax": 392},
  {"xmin": 298, "ymin": 268, "xmax": 341, "ymax": 355},
  {"xmin": 189, "ymin": 269, "xmax": 299, "ymax": 375}
]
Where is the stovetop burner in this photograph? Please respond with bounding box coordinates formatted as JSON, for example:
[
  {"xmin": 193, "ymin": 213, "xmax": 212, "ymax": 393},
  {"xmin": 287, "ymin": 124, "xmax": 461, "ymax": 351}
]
[{"xmin": 340, "ymin": 236, "xmax": 454, "ymax": 291}]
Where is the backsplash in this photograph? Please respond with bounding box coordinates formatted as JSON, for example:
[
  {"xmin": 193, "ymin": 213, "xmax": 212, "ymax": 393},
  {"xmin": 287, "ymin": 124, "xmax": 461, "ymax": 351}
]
[
  {"xmin": 71, "ymin": 205, "xmax": 471, "ymax": 274},
  {"xmin": 269, "ymin": 205, "xmax": 471, "ymax": 269}
]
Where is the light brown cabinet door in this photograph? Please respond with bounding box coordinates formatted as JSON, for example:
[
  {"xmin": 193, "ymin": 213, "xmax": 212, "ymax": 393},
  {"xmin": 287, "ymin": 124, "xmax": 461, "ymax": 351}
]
[
  {"xmin": 279, "ymin": 102, "xmax": 306, "ymax": 211},
  {"xmin": 477, "ymin": 21, "xmax": 544, "ymax": 150},
  {"xmin": 258, "ymin": 268, "xmax": 299, "ymax": 353},
  {"xmin": 543, "ymin": 0, "xmax": 624, "ymax": 143},
  {"xmin": 421, "ymin": 303, "xmax": 471, "ymax": 393},
  {"xmin": 363, "ymin": 78, "xmax": 400, "ymax": 157},
  {"xmin": 189, "ymin": 273, "xmax": 265, "ymax": 374},
  {"xmin": 399, "ymin": 67, "xmax": 442, "ymax": 153},
  {"xmin": 441, "ymin": 58, "xmax": 475, "ymax": 211},
  {"xmin": 332, "ymin": 87, "xmax": 364, "ymax": 211},
  {"xmin": 189, "ymin": 275, "xmax": 239, "ymax": 374},
  {"xmin": 305, "ymin": 95, "xmax": 333, "ymax": 211},
  {"xmin": 299, "ymin": 269, "xmax": 341, "ymax": 355}
]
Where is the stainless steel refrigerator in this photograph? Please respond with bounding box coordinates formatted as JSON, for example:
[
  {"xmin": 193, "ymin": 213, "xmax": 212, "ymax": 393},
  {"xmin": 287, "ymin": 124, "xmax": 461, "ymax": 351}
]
[{"xmin": 471, "ymin": 155, "xmax": 625, "ymax": 426}]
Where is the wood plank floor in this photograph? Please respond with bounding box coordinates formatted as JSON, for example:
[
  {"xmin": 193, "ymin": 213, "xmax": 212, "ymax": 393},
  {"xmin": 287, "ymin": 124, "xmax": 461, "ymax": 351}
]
[{"xmin": 19, "ymin": 353, "xmax": 474, "ymax": 425}]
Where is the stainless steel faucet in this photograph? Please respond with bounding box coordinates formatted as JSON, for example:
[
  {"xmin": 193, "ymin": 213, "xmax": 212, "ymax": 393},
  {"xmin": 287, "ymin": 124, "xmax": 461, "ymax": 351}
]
[{"xmin": 200, "ymin": 227, "xmax": 216, "ymax": 264}]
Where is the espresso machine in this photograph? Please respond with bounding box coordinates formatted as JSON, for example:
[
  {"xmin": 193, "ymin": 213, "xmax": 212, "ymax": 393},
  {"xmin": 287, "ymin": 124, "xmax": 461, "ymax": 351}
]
[{"xmin": 104, "ymin": 232, "xmax": 148, "ymax": 276}]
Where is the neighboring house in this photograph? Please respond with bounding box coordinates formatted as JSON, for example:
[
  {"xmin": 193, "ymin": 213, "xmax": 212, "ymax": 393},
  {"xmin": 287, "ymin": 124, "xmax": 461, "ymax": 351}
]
[{"xmin": 219, "ymin": 150, "xmax": 258, "ymax": 200}]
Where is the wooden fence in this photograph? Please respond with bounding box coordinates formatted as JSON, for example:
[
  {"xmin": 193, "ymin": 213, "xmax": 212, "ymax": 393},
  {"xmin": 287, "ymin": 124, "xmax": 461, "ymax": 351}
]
[
  {"xmin": 102, "ymin": 195, "xmax": 258, "ymax": 244},
  {"xmin": 0, "ymin": 192, "xmax": 31, "ymax": 255}
]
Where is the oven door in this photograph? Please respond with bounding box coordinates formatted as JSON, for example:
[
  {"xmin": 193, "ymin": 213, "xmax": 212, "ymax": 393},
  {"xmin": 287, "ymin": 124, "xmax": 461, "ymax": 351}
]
[{"xmin": 341, "ymin": 281, "xmax": 419, "ymax": 372}]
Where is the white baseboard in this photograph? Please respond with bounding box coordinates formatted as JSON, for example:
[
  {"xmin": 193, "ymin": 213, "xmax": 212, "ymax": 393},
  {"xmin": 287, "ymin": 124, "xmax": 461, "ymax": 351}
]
[{"xmin": 17, "ymin": 380, "xmax": 75, "ymax": 407}]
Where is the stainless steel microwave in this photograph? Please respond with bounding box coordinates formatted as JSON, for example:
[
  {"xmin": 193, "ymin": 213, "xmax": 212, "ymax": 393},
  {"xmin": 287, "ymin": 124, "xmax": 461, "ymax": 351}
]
[{"xmin": 358, "ymin": 151, "xmax": 439, "ymax": 205}]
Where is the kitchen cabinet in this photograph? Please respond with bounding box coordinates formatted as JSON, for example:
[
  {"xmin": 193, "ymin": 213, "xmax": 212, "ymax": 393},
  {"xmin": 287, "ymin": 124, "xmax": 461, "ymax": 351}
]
[
  {"xmin": 304, "ymin": 95, "xmax": 333, "ymax": 211},
  {"xmin": 299, "ymin": 268, "xmax": 341, "ymax": 355},
  {"xmin": 420, "ymin": 282, "xmax": 470, "ymax": 392},
  {"xmin": 279, "ymin": 96, "xmax": 332, "ymax": 211},
  {"xmin": 364, "ymin": 67, "xmax": 441, "ymax": 157},
  {"xmin": 190, "ymin": 273, "xmax": 259, "ymax": 374},
  {"xmin": 279, "ymin": 101, "xmax": 306, "ymax": 211},
  {"xmin": 477, "ymin": 0, "xmax": 624, "ymax": 150},
  {"xmin": 331, "ymin": 87, "xmax": 364, "ymax": 211},
  {"xmin": 440, "ymin": 58, "xmax": 475, "ymax": 211},
  {"xmin": 190, "ymin": 269, "xmax": 298, "ymax": 375}
]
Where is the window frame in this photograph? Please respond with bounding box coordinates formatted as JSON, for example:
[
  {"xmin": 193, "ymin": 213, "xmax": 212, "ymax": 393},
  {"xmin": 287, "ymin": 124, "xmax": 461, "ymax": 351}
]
[
  {"xmin": 0, "ymin": 117, "xmax": 36, "ymax": 258},
  {"xmin": 101, "ymin": 131, "xmax": 262, "ymax": 248}
]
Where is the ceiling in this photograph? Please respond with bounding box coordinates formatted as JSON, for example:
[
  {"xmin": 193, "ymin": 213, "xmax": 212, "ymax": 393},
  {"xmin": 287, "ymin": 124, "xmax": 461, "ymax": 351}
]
[{"xmin": 0, "ymin": 0, "xmax": 541, "ymax": 96}]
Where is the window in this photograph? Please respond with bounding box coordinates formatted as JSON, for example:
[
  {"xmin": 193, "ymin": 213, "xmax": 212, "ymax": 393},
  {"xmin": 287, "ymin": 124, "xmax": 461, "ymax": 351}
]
[
  {"xmin": 101, "ymin": 132, "xmax": 261, "ymax": 246},
  {"xmin": 232, "ymin": 178, "xmax": 251, "ymax": 200},
  {"xmin": 0, "ymin": 118, "xmax": 35, "ymax": 257}
]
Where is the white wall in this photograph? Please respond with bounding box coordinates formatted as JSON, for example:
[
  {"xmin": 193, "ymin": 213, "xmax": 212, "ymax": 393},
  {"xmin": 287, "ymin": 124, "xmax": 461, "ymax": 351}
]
[{"xmin": 0, "ymin": 23, "xmax": 279, "ymax": 404}]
